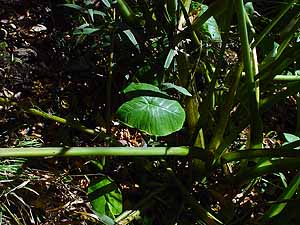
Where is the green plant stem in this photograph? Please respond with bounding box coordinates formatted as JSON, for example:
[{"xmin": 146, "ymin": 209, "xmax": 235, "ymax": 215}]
[
  {"xmin": 0, "ymin": 147, "xmax": 190, "ymax": 158},
  {"xmin": 209, "ymin": 62, "xmax": 243, "ymax": 153},
  {"xmin": 296, "ymin": 93, "xmax": 300, "ymax": 135},
  {"xmin": 251, "ymin": 0, "xmax": 298, "ymax": 48},
  {"xmin": 274, "ymin": 75, "xmax": 300, "ymax": 81},
  {"xmin": 222, "ymin": 149, "xmax": 300, "ymax": 163},
  {"xmin": 229, "ymin": 158, "xmax": 300, "ymax": 184},
  {"xmin": 190, "ymin": 6, "xmax": 232, "ymax": 147},
  {"xmin": 216, "ymin": 87, "xmax": 300, "ymax": 162},
  {"xmin": 0, "ymin": 146, "xmax": 215, "ymax": 161},
  {"xmin": 236, "ymin": 0, "xmax": 262, "ymax": 149},
  {"xmin": 166, "ymin": 168, "xmax": 223, "ymax": 225},
  {"xmin": 116, "ymin": 0, "xmax": 139, "ymax": 26},
  {"xmin": 237, "ymin": 44, "xmax": 300, "ymax": 101},
  {"xmin": 0, "ymin": 97, "xmax": 103, "ymax": 137},
  {"xmin": 260, "ymin": 81, "xmax": 300, "ymax": 111},
  {"xmin": 191, "ymin": 0, "xmax": 229, "ymax": 31},
  {"xmin": 178, "ymin": 0, "xmax": 201, "ymax": 47},
  {"xmin": 275, "ymin": 14, "xmax": 300, "ymax": 61},
  {"xmin": 259, "ymin": 43, "xmax": 300, "ymax": 83}
]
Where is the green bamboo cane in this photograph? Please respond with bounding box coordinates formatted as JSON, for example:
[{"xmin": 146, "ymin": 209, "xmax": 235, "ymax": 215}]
[
  {"xmin": 274, "ymin": 75, "xmax": 300, "ymax": 81},
  {"xmin": 251, "ymin": 0, "xmax": 298, "ymax": 48},
  {"xmin": 236, "ymin": 0, "xmax": 262, "ymax": 149},
  {"xmin": 0, "ymin": 147, "xmax": 190, "ymax": 157}
]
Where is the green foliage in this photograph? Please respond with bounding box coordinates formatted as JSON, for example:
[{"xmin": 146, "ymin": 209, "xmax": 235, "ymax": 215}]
[
  {"xmin": 161, "ymin": 82, "xmax": 192, "ymax": 96},
  {"xmin": 261, "ymin": 172, "xmax": 300, "ymax": 223},
  {"xmin": 192, "ymin": 3, "xmax": 222, "ymax": 42},
  {"xmin": 284, "ymin": 133, "xmax": 300, "ymax": 143},
  {"xmin": 117, "ymin": 96, "xmax": 185, "ymax": 136},
  {"xmin": 117, "ymin": 82, "xmax": 186, "ymax": 136},
  {"xmin": 88, "ymin": 176, "xmax": 122, "ymax": 220},
  {"xmin": 1, "ymin": 0, "xmax": 300, "ymax": 224}
]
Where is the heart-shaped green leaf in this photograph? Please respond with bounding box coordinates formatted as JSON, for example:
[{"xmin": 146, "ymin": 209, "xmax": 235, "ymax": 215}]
[{"xmin": 117, "ymin": 96, "xmax": 185, "ymax": 136}]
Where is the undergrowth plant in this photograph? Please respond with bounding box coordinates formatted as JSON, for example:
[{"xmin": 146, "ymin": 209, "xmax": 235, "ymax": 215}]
[{"xmin": 0, "ymin": 0, "xmax": 300, "ymax": 224}]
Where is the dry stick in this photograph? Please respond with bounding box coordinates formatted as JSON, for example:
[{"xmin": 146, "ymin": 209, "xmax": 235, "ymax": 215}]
[
  {"xmin": 106, "ymin": 9, "xmax": 116, "ymax": 137},
  {"xmin": 0, "ymin": 97, "xmax": 102, "ymax": 137}
]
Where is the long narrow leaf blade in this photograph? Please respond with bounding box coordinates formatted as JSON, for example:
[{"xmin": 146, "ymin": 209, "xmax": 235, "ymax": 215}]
[{"xmin": 123, "ymin": 29, "xmax": 140, "ymax": 53}]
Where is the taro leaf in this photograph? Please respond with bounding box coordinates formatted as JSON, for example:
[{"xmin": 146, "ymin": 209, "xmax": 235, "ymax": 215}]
[
  {"xmin": 196, "ymin": 4, "xmax": 222, "ymax": 42},
  {"xmin": 116, "ymin": 96, "xmax": 185, "ymax": 136},
  {"xmin": 123, "ymin": 29, "xmax": 140, "ymax": 53},
  {"xmin": 164, "ymin": 49, "xmax": 177, "ymax": 69},
  {"xmin": 161, "ymin": 82, "xmax": 192, "ymax": 96},
  {"xmin": 88, "ymin": 177, "xmax": 122, "ymax": 219}
]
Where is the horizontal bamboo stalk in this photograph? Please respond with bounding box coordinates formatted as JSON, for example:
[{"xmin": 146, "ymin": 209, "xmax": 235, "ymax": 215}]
[
  {"xmin": 0, "ymin": 147, "xmax": 190, "ymax": 157},
  {"xmin": 222, "ymin": 149, "xmax": 300, "ymax": 163},
  {"xmin": 273, "ymin": 75, "xmax": 300, "ymax": 81}
]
